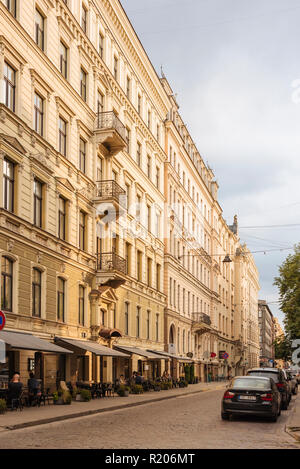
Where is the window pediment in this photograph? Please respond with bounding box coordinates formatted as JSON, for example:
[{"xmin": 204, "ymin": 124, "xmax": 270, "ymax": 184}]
[
  {"xmin": 56, "ymin": 177, "xmax": 75, "ymax": 193},
  {"xmin": 0, "ymin": 134, "xmax": 26, "ymax": 155},
  {"xmin": 29, "ymin": 151, "xmax": 54, "ymax": 175}
]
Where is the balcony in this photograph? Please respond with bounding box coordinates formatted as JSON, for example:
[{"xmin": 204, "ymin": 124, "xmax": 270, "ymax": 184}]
[
  {"xmin": 191, "ymin": 313, "xmax": 213, "ymax": 334},
  {"xmin": 93, "ymin": 180, "xmax": 126, "ymax": 220},
  {"xmin": 94, "ymin": 111, "xmax": 127, "ymax": 156},
  {"xmin": 96, "ymin": 252, "xmax": 127, "ymax": 289}
]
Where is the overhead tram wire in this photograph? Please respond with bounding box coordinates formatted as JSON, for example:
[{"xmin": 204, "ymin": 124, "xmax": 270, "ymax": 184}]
[{"xmin": 239, "ymin": 223, "xmax": 300, "ymax": 229}]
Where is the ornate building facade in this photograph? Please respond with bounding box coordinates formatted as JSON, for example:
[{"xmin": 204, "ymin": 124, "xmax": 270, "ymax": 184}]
[{"xmin": 0, "ymin": 0, "xmax": 260, "ymax": 388}]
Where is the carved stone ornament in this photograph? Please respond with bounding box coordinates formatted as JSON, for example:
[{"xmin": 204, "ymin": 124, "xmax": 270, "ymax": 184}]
[
  {"xmin": 30, "ymin": 152, "xmax": 54, "ymax": 172},
  {"xmin": 0, "ymin": 109, "xmax": 6, "ymax": 123},
  {"xmin": 36, "ymin": 251, "xmax": 42, "ymax": 264},
  {"xmin": 7, "ymin": 239, "xmax": 14, "ymax": 252}
]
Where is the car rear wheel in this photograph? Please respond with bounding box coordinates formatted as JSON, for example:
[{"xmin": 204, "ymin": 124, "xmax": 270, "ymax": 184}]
[
  {"xmin": 281, "ymin": 398, "xmax": 288, "ymax": 410},
  {"xmin": 221, "ymin": 412, "xmax": 229, "ymax": 420}
]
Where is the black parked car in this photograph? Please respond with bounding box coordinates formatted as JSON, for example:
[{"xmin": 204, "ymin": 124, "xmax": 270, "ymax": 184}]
[
  {"xmin": 221, "ymin": 376, "xmax": 281, "ymax": 422},
  {"xmin": 246, "ymin": 367, "xmax": 291, "ymax": 410}
]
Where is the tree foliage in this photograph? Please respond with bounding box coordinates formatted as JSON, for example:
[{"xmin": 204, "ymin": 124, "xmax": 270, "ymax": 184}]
[
  {"xmin": 274, "ymin": 244, "xmax": 300, "ymax": 340},
  {"xmin": 273, "ymin": 335, "xmax": 292, "ymax": 361}
]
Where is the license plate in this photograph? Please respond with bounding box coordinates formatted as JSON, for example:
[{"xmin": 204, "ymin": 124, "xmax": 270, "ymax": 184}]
[{"xmin": 238, "ymin": 395, "xmax": 256, "ymax": 401}]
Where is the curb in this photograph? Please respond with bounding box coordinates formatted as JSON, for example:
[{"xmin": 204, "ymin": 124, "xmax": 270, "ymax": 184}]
[
  {"xmin": 1, "ymin": 384, "xmax": 225, "ymax": 432},
  {"xmin": 285, "ymin": 426, "xmax": 300, "ymax": 443}
]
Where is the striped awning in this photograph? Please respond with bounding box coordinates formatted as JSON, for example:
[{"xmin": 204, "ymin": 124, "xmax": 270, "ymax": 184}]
[{"xmin": 0, "ymin": 330, "xmax": 73, "ymax": 354}]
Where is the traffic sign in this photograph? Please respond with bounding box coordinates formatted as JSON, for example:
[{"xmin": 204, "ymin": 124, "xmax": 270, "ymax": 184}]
[
  {"xmin": 211, "ymin": 352, "xmax": 216, "ymax": 358},
  {"xmin": 223, "ymin": 352, "xmax": 229, "ymax": 359},
  {"xmin": 0, "ymin": 311, "xmax": 6, "ymax": 331}
]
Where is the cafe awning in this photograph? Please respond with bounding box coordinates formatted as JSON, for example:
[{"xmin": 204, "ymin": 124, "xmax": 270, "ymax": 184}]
[
  {"xmin": 147, "ymin": 349, "xmax": 193, "ymax": 362},
  {"xmin": 55, "ymin": 337, "xmax": 129, "ymax": 357},
  {"xmin": 114, "ymin": 345, "xmax": 165, "ymax": 359},
  {"xmin": 0, "ymin": 330, "xmax": 73, "ymax": 354}
]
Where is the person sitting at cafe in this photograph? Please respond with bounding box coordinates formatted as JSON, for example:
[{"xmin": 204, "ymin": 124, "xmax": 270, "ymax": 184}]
[
  {"xmin": 135, "ymin": 372, "xmax": 144, "ymax": 384},
  {"xmin": 7, "ymin": 373, "xmax": 23, "ymax": 407},
  {"xmin": 119, "ymin": 375, "xmax": 126, "ymax": 385},
  {"xmin": 27, "ymin": 372, "xmax": 41, "ymax": 406}
]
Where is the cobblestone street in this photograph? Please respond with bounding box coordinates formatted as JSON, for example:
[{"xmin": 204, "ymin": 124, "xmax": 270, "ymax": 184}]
[{"xmin": 0, "ymin": 389, "xmax": 298, "ymax": 449}]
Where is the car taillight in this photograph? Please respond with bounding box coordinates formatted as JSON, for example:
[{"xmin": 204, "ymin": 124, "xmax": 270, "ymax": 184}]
[
  {"xmin": 223, "ymin": 391, "xmax": 234, "ymax": 399},
  {"xmin": 261, "ymin": 393, "xmax": 273, "ymax": 401}
]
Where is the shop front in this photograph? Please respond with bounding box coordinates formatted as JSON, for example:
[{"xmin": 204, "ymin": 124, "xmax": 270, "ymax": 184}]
[
  {"xmin": 54, "ymin": 337, "xmax": 129, "ymax": 384},
  {"xmin": 0, "ymin": 330, "xmax": 73, "ymax": 391},
  {"xmin": 114, "ymin": 345, "xmax": 166, "ymax": 380}
]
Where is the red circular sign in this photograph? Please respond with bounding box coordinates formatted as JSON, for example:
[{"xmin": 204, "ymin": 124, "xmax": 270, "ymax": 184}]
[
  {"xmin": 211, "ymin": 352, "xmax": 216, "ymax": 358},
  {"xmin": 0, "ymin": 311, "xmax": 6, "ymax": 331}
]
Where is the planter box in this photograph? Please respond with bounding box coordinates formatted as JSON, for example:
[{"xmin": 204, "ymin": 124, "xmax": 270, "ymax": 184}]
[
  {"xmin": 54, "ymin": 398, "xmax": 64, "ymax": 405},
  {"xmin": 75, "ymin": 394, "xmax": 84, "ymax": 402}
]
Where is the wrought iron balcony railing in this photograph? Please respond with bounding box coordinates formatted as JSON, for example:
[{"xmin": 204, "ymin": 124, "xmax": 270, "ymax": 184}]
[
  {"xmin": 97, "ymin": 252, "xmax": 127, "ymax": 275},
  {"xmin": 191, "ymin": 313, "xmax": 212, "ymax": 326},
  {"xmin": 96, "ymin": 111, "xmax": 126, "ymax": 142},
  {"xmin": 95, "ymin": 180, "xmax": 126, "ymax": 209}
]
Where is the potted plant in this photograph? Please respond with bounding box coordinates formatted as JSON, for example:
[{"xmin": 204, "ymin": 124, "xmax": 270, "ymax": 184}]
[
  {"xmin": 130, "ymin": 384, "xmax": 143, "ymax": 394},
  {"xmin": 117, "ymin": 385, "xmax": 130, "ymax": 397},
  {"xmin": 0, "ymin": 399, "xmax": 7, "ymax": 415},
  {"xmin": 154, "ymin": 382, "xmax": 161, "ymax": 392},
  {"xmin": 62, "ymin": 390, "xmax": 72, "ymax": 405},
  {"xmin": 52, "ymin": 391, "xmax": 59, "ymax": 404},
  {"xmin": 80, "ymin": 389, "xmax": 92, "ymax": 402}
]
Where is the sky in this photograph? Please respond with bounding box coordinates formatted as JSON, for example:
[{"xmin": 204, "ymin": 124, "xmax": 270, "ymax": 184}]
[{"xmin": 121, "ymin": 0, "xmax": 300, "ymax": 329}]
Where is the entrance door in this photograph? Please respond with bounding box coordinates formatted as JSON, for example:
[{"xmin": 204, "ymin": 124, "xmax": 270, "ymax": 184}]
[{"xmin": 58, "ymin": 355, "xmax": 66, "ymax": 382}]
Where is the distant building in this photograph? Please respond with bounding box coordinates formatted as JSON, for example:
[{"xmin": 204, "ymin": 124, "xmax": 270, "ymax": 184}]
[
  {"xmin": 273, "ymin": 317, "xmax": 284, "ymax": 339},
  {"xmin": 258, "ymin": 301, "xmax": 275, "ymax": 366}
]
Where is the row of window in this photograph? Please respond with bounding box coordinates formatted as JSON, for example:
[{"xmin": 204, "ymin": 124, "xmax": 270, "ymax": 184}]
[
  {"xmin": 124, "ymin": 303, "xmax": 160, "ymax": 342},
  {"xmin": 124, "ymin": 244, "xmax": 161, "ymax": 289},
  {"xmin": 2, "ymin": 1, "xmax": 163, "ymax": 144},
  {"xmin": 0, "ymin": 256, "xmax": 86, "ymax": 324},
  {"xmin": 4, "ymin": 59, "xmax": 162, "ymax": 184},
  {"xmin": 1, "ymin": 255, "xmax": 161, "ymax": 338},
  {"xmin": 169, "ymin": 279, "xmax": 210, "ymax": 316},
  {"xmin": 3, "ymin": 156, "xmax": 88, "ymax": 249}
]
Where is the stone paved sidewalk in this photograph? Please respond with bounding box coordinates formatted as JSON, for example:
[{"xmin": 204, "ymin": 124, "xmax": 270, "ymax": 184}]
[
  {"xmin": 0, "ymin": 381, "xmax": 227, "ymax": 431},
  {"xmin": 286, "ymin": 391, "xmax": 300, "ymax": 442}
]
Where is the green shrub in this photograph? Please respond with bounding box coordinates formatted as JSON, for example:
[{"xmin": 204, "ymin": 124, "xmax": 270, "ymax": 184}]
[
  {"xmin": 72, "ymin": 386, "xmax": 78, "ymax": 399},
  {"xmin": 52, "ymin": 391, "xmax": 58, "ymax": 402},
  {"xmin": 160, "ymin": 382, "xmax": 172, "ymax": 390},
  {"xmin": 0, "ymin": 399, "xmax": 7, "ymax": 414},
  {"xmin": 184, "ymin": 365, "xmax": 191, "ymax": 383},
  {"xmin": 80, "ymin": 389, "xmax": 92, "ymax": 401},
  {"xmin": 190, "ymin": 365, "xmax": 195, "ymax": 384},
  {"xmin": 62, "ymin": 390, "xmax": 72, "ymax": 405},
  {"xmin": 117, "ymin": 385, "xmax": 130, "ymax": 397},
  {"xmin": 130, "ymin": 384, "xmax": 143, "ymax": 394}
]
